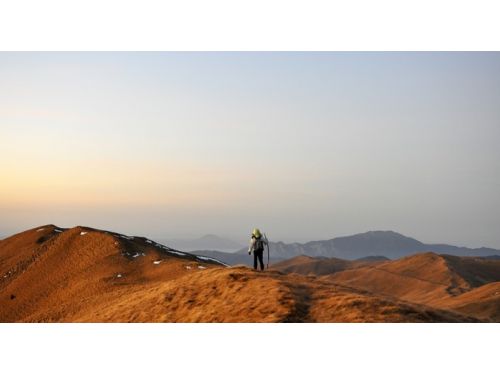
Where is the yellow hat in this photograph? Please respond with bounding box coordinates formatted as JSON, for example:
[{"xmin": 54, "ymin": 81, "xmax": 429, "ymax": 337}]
[{"xmin": 252, "ymin": 228, "xmax": 261, "ymax": 237}]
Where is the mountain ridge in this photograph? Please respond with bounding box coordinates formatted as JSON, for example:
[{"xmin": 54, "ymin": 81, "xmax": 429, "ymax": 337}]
[
  {"xmin": 156, "ymin": 234, "xmax": 244, "ymax": 252},
  {"xmin": 233, "ymin": 230, "xmax": 500, "ymax": 260}
]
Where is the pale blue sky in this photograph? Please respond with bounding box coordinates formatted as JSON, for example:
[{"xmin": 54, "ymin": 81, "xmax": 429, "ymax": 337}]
[{"xmin": 1, "ymin": 52, "xmax": 499, "ymax": 247}]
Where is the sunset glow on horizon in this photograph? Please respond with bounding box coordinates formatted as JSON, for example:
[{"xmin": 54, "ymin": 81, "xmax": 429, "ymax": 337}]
[{"xmin": 1, "ymin": 52, "xmax": 500, "ymax": 247}]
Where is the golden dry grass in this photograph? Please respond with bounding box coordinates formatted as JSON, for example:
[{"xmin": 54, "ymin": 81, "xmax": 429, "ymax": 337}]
[
  {"xmin": 0, "ymin": 226, "xmax": 494, "ymax": 322},
  {"xmin": 272, "ymin": 255, "xmax": 387, "ymax": 276}
]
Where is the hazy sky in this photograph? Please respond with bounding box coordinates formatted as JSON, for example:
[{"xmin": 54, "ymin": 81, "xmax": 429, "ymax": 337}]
[{"xmin": 1, "ymin": 52, "xmax": 499, "ymax": 247}]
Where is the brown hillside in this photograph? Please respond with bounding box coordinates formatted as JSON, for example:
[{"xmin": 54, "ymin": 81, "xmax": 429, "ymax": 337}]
[
  {"xmin": 66, "ymin": 268, "xmax": 476, "ymax": 323},
  {"xmin": 0, "ymin": 225, "xmax": 223, "ymax": 322},
  {"xmin": 328, "ymin": 252, "xmax": 500, "ymax": 318},
  {"xmin": 272, "ymin": 255, "xmax": 386, "ymax": 276},
  {"xmin": 0, "ymin": 227, "xmax": 487, "ymax": 322},
  {"xmin": 437, "ymin": 282, "xmax": 500, "ymax": 322}
]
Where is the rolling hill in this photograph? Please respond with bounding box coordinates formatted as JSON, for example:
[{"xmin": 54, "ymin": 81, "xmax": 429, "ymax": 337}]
[
  {"xmin": 0, "ymin": 225, "xmax": 486, "ymax": 322},
  {"xmin": 0, "ymin": 225, "xmax": 225, "ymax": 322},
  {"xmin": 438, "ymin": 282, "xmax": 500, "ymax": 321},
  {"xmin": 325, "ymin": 252, "xmax": 500, "ymax": 315},
  {"xmin": 271, "ymin": 255, "xmax": 387, "ymax": 276},
  {"xmin": 271, "ymin": 252, "xmax": 500, "ymax": 322}
]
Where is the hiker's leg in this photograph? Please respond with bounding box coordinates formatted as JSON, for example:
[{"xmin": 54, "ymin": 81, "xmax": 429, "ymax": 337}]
[
  {"xmin": 253, "ymin": 252, "xmax": 258, "ymax": 269},
  {"xmin": 258, "ymin": 251, "xmax": 264, "ymax": 270}
]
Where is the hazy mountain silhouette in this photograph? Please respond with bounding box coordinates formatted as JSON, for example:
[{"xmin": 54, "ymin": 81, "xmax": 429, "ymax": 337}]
[
  {"xmin": 234, "ymin": 230, "xmax": 500, "ymax": 260},
  {"xmin": 157, "ymin": 234, "xmax": 244, "ymax": 252}
]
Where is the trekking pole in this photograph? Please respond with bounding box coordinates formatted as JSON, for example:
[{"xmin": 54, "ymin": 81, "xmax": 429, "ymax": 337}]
[{"xmin": 264, "ymin": 233, "xmax": 270, "ymax": 269}]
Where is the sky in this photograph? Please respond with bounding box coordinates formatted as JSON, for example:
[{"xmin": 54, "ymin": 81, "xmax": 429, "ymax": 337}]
[{"xmin": 1, "ymin": 52, "xmax": 500, "ymax": 247}]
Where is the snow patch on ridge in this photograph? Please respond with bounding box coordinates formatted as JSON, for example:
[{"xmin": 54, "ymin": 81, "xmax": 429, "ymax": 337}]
[
  {"xmin": 167, "ymin": 250, "xmax": 187, "ymax": 257},
  {"xmin": 195, "ymin": 255, "xmax": 229, "ymax": 267}
]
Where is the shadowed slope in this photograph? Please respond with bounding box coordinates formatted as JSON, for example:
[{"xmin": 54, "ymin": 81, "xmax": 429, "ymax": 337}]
[{"xmin": 441, "ymin": 255, "xmax": 500, "ymax": 287}]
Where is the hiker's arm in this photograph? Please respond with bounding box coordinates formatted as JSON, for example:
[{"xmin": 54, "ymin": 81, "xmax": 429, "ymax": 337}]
[{"xmin": 248, "ymin": 238, "xmax": 254, "ymax": 254}]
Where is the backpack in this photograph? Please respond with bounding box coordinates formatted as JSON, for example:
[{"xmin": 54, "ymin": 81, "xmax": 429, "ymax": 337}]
[{"xmin": 254, "ymin": 236, "xmax": 264, "ymax": 252}]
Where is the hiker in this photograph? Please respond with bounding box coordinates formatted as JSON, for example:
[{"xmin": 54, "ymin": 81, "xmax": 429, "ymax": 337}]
[{"xmin": 248, "ymin": 228, "xmax": 268, "ymax": 271}]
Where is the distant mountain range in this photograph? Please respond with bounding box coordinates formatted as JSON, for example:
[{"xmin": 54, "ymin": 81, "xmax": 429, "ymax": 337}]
[
  {"xmin": 191, "ymin": 230, "xmax": 500, "ymax": 265},
  {"xmin": 155, "ymin": 234, "xmax": 244, "ymax": 252}
]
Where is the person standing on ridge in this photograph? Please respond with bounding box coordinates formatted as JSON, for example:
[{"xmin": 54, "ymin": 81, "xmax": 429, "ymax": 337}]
[{"xmin": 248, "ymin": 228, "xmax": 268, "ymax": 271}]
